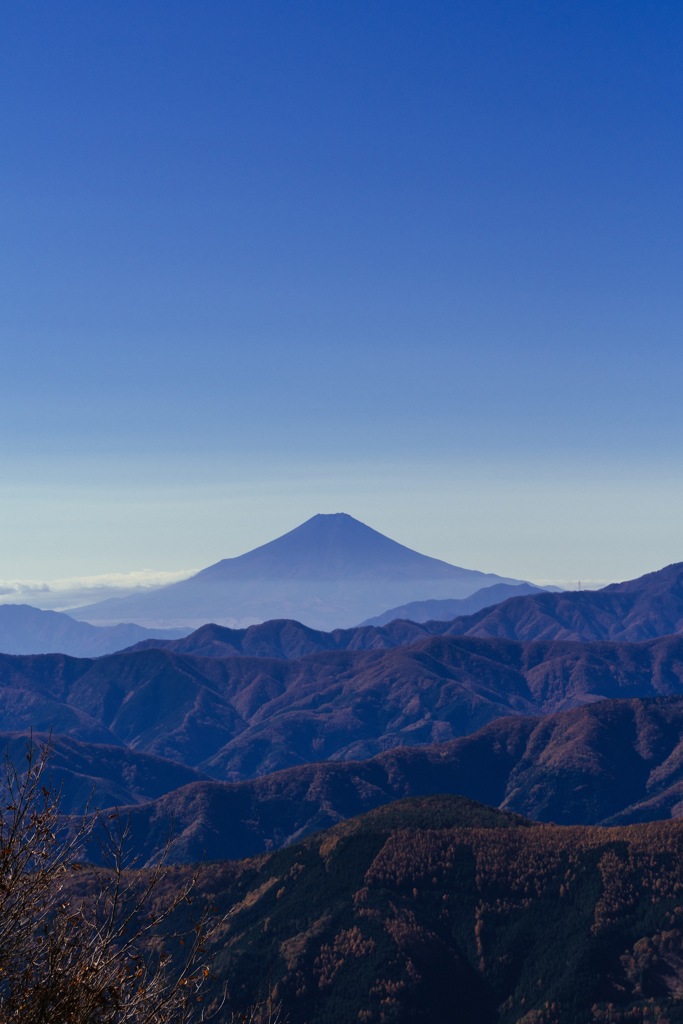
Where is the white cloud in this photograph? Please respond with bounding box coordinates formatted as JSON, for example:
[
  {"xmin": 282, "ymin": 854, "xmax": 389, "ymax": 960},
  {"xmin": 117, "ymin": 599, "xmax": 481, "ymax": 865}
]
[{"xmin": 0, "ymin": 568, "xmax": 196, "ymax": 610}]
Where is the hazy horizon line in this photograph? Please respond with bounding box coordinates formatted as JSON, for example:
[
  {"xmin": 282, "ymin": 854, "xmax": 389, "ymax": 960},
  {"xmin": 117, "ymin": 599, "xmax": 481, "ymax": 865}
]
[{"xmin": 0, "ymin": 569, "xmax": 612, "ymax": 613}]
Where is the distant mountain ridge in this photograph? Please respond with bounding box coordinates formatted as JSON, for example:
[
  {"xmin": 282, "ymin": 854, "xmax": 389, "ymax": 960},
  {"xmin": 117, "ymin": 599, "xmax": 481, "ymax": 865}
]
[
  {"xmin": 0, "ymin": 604, "xmax": 190, "ymax": 657},
  {"xmin": 7, "ymin": 555, "xmax": 683, "ymax": 890},
  {"xmin": 7, "ymin": 632, "xmax": 683, "ymax": 781},
  {"xmin": 9, "ymin": 689, "xmax": 683, "ymax": 866},
  {"xmin": 7, "ymin": 558, "xmax": 680, "ymax": 661},
  {"xmin": 4, "ymin": 556, "xmax": 683, "ymax": 896},
  {"xmin": 122, "ymin": 613, "xmax": 474, "ymax": 658},
  {"xmin": 69, "ymin": 513, "xmax": 526, "ymax": 630},
  {"xmin": 440, "ymin": 561, "xmax": 683, "ymax": 642},
  {"xmin": 359, "ymin": 581, "xmax": 546, "ymax": 626},
  {"xmin": 120, "ymin": 562, "xmax": 683, "ymax": 660}
]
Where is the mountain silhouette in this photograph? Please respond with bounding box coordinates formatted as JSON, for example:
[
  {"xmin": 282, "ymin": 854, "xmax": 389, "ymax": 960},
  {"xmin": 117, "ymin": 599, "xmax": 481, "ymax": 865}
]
[{"xmin": 71, "ymin": 513, "xmax": 524, "ymax": 630}]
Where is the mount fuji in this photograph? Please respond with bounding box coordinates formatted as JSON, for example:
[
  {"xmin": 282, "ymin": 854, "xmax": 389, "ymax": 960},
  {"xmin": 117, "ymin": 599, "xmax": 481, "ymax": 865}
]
[{"xmin": 71, "ymin": 513, "xmax": 527, "ymax": 631}]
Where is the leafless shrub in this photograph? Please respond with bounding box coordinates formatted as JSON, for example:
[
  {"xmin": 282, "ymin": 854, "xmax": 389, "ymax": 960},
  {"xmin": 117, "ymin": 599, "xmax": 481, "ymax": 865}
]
[{"xmin": 0, "ymin": 739, "xmax": 215, "ymax": 1024}]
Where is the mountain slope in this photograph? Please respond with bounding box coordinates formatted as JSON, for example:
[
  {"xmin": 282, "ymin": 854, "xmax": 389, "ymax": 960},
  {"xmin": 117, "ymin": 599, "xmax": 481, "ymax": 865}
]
[
  {"xmin": 0, "ymin": 731, "xmax": 208, "ymax": 813},
  {"xmin": 176, "ymin": 797, "xmax": 683, "ymax": 1024},
  {"xmin": 123, "ymin": 616, "xmax": 456, "ymax": 658},
  {"xmin": 69, "ymin": 513, "xmax": 524, "ymax": 630}
]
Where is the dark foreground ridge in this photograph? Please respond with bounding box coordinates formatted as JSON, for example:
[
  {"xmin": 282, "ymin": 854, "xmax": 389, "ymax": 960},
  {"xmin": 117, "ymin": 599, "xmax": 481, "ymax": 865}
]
[{"xmin": 154, "ymin": 794, "xmax": 683, "ymax": 1023}]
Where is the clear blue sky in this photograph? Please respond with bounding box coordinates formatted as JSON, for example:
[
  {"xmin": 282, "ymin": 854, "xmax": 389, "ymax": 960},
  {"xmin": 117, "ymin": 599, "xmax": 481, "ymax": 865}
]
[{"xmin": 2, "ymin": 0, "xmax": 682, "ymax": 587}]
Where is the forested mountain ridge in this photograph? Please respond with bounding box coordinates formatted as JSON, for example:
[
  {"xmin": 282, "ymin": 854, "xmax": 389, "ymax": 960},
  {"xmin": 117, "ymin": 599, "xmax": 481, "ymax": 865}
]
[
  {"xmin": 166, "ymin": 795, "xmax": 683, "ymax": 1023},
  {"xmin": 7, "ymin": 635, "xmax": 683, "ymax": 782},
  {"xmin": 57, "ymin": 694, "xmax": 683, "ymax": 865}
]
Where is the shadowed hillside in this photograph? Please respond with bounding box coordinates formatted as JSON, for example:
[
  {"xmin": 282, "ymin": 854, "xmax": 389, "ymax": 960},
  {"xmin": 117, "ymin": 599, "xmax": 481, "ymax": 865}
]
[{"xmin": 161, "ymin": 795, "xmax": 683, "ymax": 1023}]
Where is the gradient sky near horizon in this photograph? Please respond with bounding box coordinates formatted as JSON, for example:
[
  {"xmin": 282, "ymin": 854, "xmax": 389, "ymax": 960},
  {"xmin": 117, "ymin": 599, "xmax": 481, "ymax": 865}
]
[{"xmin": 2, "ymin": 0, "xmax": 682, "ymax": 590}]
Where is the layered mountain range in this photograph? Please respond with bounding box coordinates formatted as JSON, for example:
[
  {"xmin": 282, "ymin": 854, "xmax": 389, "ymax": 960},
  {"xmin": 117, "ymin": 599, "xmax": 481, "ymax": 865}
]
[
  {"xmin": 8, "ymin": 632, "xmax": 683, "ymax": 778},
  {"xmin": 29, "ymin": 693, "xmax": 683, "ymax": 865},
  {"xmin": 0, "ymin": 580, "xmax": 538, "ymax": 659},
  {"xmin": 4, "ymin": 519, "xmax": 683, "ymax": 876},
  {"xmin": 121, "ymin": 559, "xmax": 683, "ymax": 658},
  {"xmin": 359, "ymin": 581, "xmax": 546, "ymax": 626},
  {"xmin": 3, "ymin": 624, "xmax": 683, "ymax": 864},
  {"xmin": 7, "ymin": 526, "xmax": 683, "ymax": 1020},
  {"xmin": 5, "ymin": 550, "xmax": 677, "ymax": 660},
  {"xmin": 441, "ymin": 561, "xmax": 683, "ymax": 642}
]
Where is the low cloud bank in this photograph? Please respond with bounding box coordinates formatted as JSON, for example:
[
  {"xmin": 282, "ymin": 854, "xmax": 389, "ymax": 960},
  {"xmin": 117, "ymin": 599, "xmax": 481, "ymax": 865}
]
[{"xmin": 0, "ymin": 568, "xmax": 196, "ymax": 610}]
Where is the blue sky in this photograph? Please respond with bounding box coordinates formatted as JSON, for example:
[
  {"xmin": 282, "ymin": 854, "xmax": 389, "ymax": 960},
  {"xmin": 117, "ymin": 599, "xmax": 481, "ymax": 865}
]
[{"xmin": 2, "ymin": 0, "xmax": 682, "ymax": 589}]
